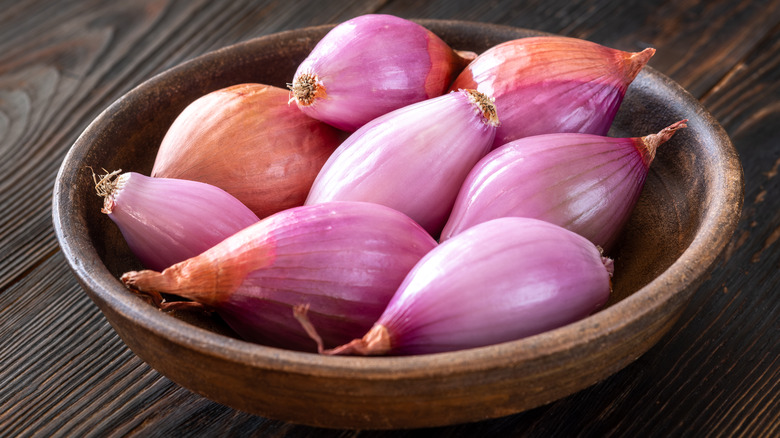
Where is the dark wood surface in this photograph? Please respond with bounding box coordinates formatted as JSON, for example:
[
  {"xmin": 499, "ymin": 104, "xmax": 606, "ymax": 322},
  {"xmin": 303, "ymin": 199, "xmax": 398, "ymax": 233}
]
[{"xmin": 1, "ymin": 0, "xmax": 777, "ymax": 436}]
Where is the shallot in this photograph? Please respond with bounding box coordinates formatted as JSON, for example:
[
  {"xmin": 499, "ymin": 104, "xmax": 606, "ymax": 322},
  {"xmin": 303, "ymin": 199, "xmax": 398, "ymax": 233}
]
[
  {"xmin": 450, "ymin": 36, "xmax": 655, "ymax": 148},
  {"xmin": 305, "ymin": 89, "xmax": 499, "ymax": 236},
  {"xmin": 440, "ymin": 120, "xmax": 688, "ymax": 251},
  {"xmin": 297, "ymin": 217, "xmax": 613, "ymax": 356},
  {"xmin": 93, "ymin": 170, "xmax": 259, "ymax": 271},
  {"xmin": 151, "ymin": 83, "xmax": 344, "ymax": 219},
  {"xmin": 289, "ymin": 14, "xmax": 475, "ymax": 131},
  {"xmin": 121, "ymin": 201, "xmax": 438, "ymax": 351}
]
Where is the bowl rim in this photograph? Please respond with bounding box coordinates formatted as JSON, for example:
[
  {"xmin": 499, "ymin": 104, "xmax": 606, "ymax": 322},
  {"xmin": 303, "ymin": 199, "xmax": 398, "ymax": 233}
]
[{"xmin": 52, "ymin": 19, "xmax": 745, "ymax": 380}]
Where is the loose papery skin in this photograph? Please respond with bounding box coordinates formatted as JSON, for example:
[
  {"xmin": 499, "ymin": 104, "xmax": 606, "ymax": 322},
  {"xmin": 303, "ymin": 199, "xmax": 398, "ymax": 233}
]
[
  {"xmin": 305, "ymin": 89, "xmax": 498, "ymax": 237},
  {"xmin": 312, "ymin": 217, "xmax": 613, "ymax": 356},
  {"xmin": 95, "ymin": 170, "xmax": 260, "ymax": 272},
  {"xmin": 440, "ymin": 120, "xmax": 688, "ymax": 251},
  {"xmin": 289, "ymin": 14, "xmax": 475, "ymax": 131},
  {"xmin": 151, "ymin": 83, "xmax": 344, "ymax": 219},
  {"xmin": 450, "ymin": 36, "xmax": 655, "ymax": 148},
  {"xmin": 120, "ymin": 201, "xmax": 438, "ymax": 352}
]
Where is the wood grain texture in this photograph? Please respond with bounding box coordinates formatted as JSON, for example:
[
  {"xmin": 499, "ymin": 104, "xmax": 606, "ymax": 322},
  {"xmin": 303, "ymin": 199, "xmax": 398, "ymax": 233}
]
[{"xmin": 0, "ymin": 0, "xmax": 778, "ymax": 436}]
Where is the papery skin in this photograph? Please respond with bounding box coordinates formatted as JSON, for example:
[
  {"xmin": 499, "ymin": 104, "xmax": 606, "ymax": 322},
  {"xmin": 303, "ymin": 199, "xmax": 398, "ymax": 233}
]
[
  {"xmin": 121, "ymin": 201, "xmax": 438, "ymax": 352},
  {"xmin": 450, "ymin": 36, "xmax": 655, "ymax": 148},
  {"xmin": 151, "ymin": 83, "xmax": 344, "ymax": 219},
  {"xmin": 101, "ymin": 171, "xmax": 259, "ymax": 272},
  {"xmin": 440, "ymin": 120, "xmax": 688, "ymax": 251},
  {"xmin": 326, "ymin": 217, "xmax": 613, "ymax": 356},
  {"xmin": 305, "ymin": 89, "xmax": 498, "ymax": 237},
  {"xmin": 290, "ymin": 14, "xmax": 474, "ymax": 131}
]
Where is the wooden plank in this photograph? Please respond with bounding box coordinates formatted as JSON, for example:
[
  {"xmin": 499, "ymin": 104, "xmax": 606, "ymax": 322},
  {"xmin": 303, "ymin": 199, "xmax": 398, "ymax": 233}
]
[{"xmin": 0, "ymin": 0, "xmax": 777, "ymax": 436}]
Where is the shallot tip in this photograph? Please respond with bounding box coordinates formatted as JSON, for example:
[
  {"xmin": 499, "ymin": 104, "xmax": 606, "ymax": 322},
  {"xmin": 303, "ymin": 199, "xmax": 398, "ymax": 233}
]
[
  {"xmin": 454, "ymin": 49, "xmax": 478, "ymax": 65},
  {"xmin": 121, "ymin": 269, "xmax": 177, "ymax": 297},
  {"xmin": 120, "ymin": 271, "xmax": 167, "ymax": 307},
  {"xmin": 640, "ymin": 119, "xmax": 689, "ymax": 163},
  {"xmin": 626, "ymin": 47, "xmax": 656, "ymax": 81},
  {"xmin": 652, "ymin": 119, "xmax": 689, "ymax": 144},
  {"xmin": 293, "ymin": 304, "xmax": 392, "ymax": 356},
  {"xmin": 121, "ymin": 270, "xmax": 211, "ymax": 312},
  {"xmin": 325, "ymin": 325, "xmax": 392, "ymax": 356}
]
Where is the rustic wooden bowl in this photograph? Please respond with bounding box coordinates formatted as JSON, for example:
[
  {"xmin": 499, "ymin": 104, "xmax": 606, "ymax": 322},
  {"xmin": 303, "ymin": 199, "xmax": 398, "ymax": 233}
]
[{"xmin": 52, "ymin": 20, "xmax": 744, "ymax": 429}]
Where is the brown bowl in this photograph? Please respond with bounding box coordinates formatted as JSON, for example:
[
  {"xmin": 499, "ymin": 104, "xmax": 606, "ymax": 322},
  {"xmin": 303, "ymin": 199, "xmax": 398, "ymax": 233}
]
[{"xmin": 52, "ymin": 20, "xmax": 744, "ymax": 429}]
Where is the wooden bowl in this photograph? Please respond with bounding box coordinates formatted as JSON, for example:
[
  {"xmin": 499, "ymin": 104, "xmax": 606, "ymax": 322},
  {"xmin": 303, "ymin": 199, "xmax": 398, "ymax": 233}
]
[{"xmin": 52, "ymin": 20, "xmax": 744, "ymax": 429}]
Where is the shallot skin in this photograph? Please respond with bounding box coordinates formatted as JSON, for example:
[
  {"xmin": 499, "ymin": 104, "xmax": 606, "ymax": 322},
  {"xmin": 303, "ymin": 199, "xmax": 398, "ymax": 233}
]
[
  {"xmin": 305, "ymin": 89, "xmax": 498, "ymax": 236},
  {"xmin": 151, "ymin": 83, "xmax": 344, "ymax": 219},
  {"xmin": 440, "ymin": 120, "xmax": 688, "ymax": 251},
  {"xmin": 325, "ymin": 217, "xmax": 613, "ymax": 356},
  {"xmin": 121, "ymin": 201, "xmax": 438, "ymax": 352},
  {"xmin": 450, "ymin": 36, "xmax": 655, "ymax": 148},
  {"xmin": 290, "ymin": 14, "xmax": 474, "ymax": 131},
  {"xmin": 98, "ymin": 171, "xmax": 259, "ymax": 272}
]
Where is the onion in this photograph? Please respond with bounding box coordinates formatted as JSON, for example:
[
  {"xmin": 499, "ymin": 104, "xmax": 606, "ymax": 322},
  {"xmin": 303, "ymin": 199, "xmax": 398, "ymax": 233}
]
[
  {"xmin": 440, "ymin": 120, "xmax": 688, "ymax": 251},
  {"xmin": 297, "ymin": 217, "xmax": 613, "ymax": 356},
  {"xmin": 450, "ymin": 36, "xmax": 655, "ymax": 148},
  {"xmin": 120, "ymin": 201, "xmax": 438, "ymax": 351},
  {"xmin": 151, "ymin": 83, "xmax": 344, "ymax": 219},
  {"xmin": 305, "ymin": 89, "xmax": 499, "ymax": 236},
  {"xmin": 289, "ymin": 14, "xmax": 475, "ymax": 131},
  {"xmin": 93, "ymin": 170, "xmax": 259, "ymax": 271}
]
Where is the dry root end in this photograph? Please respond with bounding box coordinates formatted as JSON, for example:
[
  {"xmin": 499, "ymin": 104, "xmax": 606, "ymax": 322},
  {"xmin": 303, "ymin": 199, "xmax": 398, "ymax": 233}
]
[
  {"xmin": 288, "ymin": 72, "xmax": 326, "ymax": 106},
  {"xmin": 89, "ymin": 167, "xmax": 123, "ymax": 214},
  {"xmin": 463, "ymin": 89, "xmax": 500, "ymax": 127}
]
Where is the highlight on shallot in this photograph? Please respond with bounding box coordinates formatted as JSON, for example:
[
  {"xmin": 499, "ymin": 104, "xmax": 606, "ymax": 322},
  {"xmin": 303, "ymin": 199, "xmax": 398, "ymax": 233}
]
[
  {"xmin": 305, "ymin": 88, "xmax": 499, "ymax": 236},
  {"xmin": 151, "ymin": 83, "xmax": 344, "ymax": 219},
  {"xmin": 296, "ymin": 217, "xmax": 614, "ymax": 356},
  {"xmin": 288, "ymin": 14, "xmax": 476, "ymax": 131},
  {"xmin": 450, "ymin": 36, "xmax": 655, "ymax": 148},
  {"xmin": 93, "ymin": 170, "xmax": 259, "ymax": 272},
  {"xmin": 440, "ymin": 120, "xmax": 688, "ymax": 251},
  {"xmin": 120, "ymin": 201, "xmax": 438, "ymax": 352}
]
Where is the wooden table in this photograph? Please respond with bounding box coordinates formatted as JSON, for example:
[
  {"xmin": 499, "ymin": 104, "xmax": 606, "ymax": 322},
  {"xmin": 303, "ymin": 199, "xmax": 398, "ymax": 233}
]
[{"xmin": 2, "ymin": 1, "xmax": 778, "ymax": 436}]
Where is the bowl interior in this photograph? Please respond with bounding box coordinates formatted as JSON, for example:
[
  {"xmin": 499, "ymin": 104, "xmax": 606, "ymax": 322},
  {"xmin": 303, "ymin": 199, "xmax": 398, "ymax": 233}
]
[
  {"xmin": 53, "ymin": 20, "xmax": 743, "ymax": 428},
  {"xmin": 69, "ymin": 23, "xmax": 714, "ymax": 309}
]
